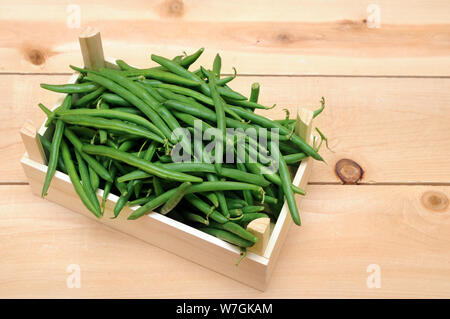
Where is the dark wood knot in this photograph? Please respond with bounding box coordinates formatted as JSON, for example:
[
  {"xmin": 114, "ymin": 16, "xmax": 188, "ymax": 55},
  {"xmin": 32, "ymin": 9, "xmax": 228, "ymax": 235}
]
[
  {"xmin": 26, "ymin": 48, "xmax": 46, "ymax": 65},
  {"xmin": 421, "ymin": 191, "xmax": 449, "ymax": 212},
  {"xmin": 167, "ymin": 0, "xmax": 184, "ymax": 16},
  {"xmin": 335, "ymin": 159, "xmax": 363, "ymax": 184}
]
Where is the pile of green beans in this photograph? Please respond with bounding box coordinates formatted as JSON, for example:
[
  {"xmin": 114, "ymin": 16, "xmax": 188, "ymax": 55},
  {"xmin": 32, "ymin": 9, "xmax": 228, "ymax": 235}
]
[{"xmin": 37, "ymin": 48, "xmax": 326, "ymax": 254}]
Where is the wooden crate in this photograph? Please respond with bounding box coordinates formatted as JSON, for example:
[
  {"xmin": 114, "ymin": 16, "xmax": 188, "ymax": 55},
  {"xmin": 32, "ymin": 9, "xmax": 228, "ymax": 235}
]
[{"xmin": 19, "ymin": 37, "xmax": 314, "ymax": 290}]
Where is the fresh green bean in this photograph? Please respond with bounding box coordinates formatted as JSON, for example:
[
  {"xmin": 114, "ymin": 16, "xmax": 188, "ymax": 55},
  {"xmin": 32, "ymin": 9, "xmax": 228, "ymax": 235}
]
[
  {"xmin": 184, "ymin": 194, "xmax": 228, "ymax": 223},
  {"xmin": 249, "ymin": 82, "xmax": 260, "ymax": 103},
  {"xmin": 183, "ymin": 212, "xmax": 209, "ymax": 225},
  {"xmin": 86, "ymin": 72, "xmax": 171, "ymax": 141},
  {"xmin": 39, "ymin": 134, "xmax": 67, "ymax": 173},
  {"xmin": 60, "ymin": 140, "xmax": 101, "ymax": 218},
  {"xmin": 227, "ymin": 105, "xmax": 323, "ymax": 161},
  {"xmin": 56, "ymin": 109, "xmax": 164, "ymax": 141},
  {"xmin": 199, "ymin": 227, "xmax": 254, "ymax": 248},
  {"xmin": 81, "ymin": 144, "xmax": 202, "ymax": 183},
  {"xmin": 40, "ymin": 82, "xmax": 98, "ymax": 94},
  {"xmin": 160, "ymin": 182, "xmax": 192, "ymax": 215},
  {"xmin": 73, "ymin": 87, "xmax": 105, "ymax": 107},
  {"xmin": 284, "ymin": 152, "xmax": 307, "ymax": 164},
  {"xmin": 101, "ymin": 93, "xmax": 132, "ymax": 107},
  {"xmin": 128, "ymin": 188, "xmax": 178, "ymax": 220},
  {"xmin": 208, "ymin": 220, "xmax": 257, "ymax": 243},
  {"xmin": 74, "ymin": 149, "xmax": 101, "ymax": 216},
  {"xmin": 121, "ymin": 69, "xmax": 200, "ymax": 87},
  {"xmin": 179, "ymin": 47, "xmax": 204, "ymax": 69},
  {"xmin": 41, "ymin": 95, "xmax": 72, "ymax": 197},
  {"xmin": 241, "ymin": 206, "xmax": 264, "ymax": 214},
  {"xmin": 113, "ymin": 180, "xmax": 137, "ymax": 218},
  {"xmin": 62, "ymin": 115, "xmax": 164, "ymax": 144}
]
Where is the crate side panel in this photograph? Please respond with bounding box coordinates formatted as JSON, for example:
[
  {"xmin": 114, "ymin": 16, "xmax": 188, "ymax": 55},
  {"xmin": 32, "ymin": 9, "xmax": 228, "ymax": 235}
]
[{"xmin": 21, "ymin": 157, "xmax": 269, "ymax": 290}]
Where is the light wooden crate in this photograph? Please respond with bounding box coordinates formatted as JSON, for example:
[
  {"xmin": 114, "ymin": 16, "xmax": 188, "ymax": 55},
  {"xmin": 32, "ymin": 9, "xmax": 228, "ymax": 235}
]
[{"xmin": 19, "ymin": 32, "xmax": 314, "ymax": 290}]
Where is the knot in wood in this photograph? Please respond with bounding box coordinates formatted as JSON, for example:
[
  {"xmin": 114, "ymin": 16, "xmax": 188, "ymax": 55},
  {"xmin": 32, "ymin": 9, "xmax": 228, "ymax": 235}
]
[
  {"xmin": 421, "ymin": 191, "xmax": 449, "ymax": 212},
  {"xmin": 335, "ymin": 159, "xmax": 363, "ymax": 184}
]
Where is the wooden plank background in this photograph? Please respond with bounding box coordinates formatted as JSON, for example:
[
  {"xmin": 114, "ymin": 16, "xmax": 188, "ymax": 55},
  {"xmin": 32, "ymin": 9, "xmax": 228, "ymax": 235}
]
[{"xmin": 0, "ymin": 0, "xmax": 449, "ymax": 298}]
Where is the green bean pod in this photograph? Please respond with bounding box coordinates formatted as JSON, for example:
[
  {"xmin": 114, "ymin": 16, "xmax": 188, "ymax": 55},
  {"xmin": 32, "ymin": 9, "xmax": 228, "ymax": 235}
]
[
  {"xmin": 60, "ymin": 140, "xmax": 101, "ymax": 218},
  {"xmin": 41, "ymin": 95, "xmax": 72, "ymax": 197},
  {"xmin": 81, "ymin": 144, "xmax": 202, "ymax": 183},
  {"xmin": 40, "ymin": 82, "xmax": 99, "ymax": 94},
  {"xmin": 199, "ymin": 227, "xmax": 254, "ymax": 248},
  {"xmin": 160, "ymin": 182, "xmax": 192, "ymax": 215},
  {"xmin": 74, "ymin": 149, "xmax": 101, "ymax": 217}
]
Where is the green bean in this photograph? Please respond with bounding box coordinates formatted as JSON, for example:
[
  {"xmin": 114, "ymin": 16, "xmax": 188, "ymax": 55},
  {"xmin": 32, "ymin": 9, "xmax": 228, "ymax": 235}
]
[
  {"xmin": 284, "ymin": 152, "xmax": 307, "ymax": 164},
  {"xmin": 153, "ymin": 177, "xmax": 163, "ymax": 196},
  {"xmin": 157, "ymin": 106, "xmax": 191, "ymax": 154},
  {"xmin": 127, "ymin": 195, "xmax": 154, "ymax": 207},
  {"xmin": 212, "ymin": 54, "xmax": 221, "ymax": 78},
  {"xmin": 241, "ymin": 205, "xmax": 264, "ymax": 214},
  {"xmin": 227, "ymin": 199, "xmax": 248, "ymax": 209},
  {"xmin": 179, "ymin": 47, "xmax": 204, "ymax": 69},
  {"xmin": 101, "ymin": 93, "xmax": 132, "ymax": 107},
  {"xmin": 64, "ymin": 129, "xmax": 113, "ymax": 182},
  {"xmin": 236, "ymin": 162, "xmax": 253, "ymax": 205},
  {"xmin": 216, "ymin": 74, "xmax": 236, "ymax": 86},
  {"xmin": 224, "ymin": 97, "xmax": 272, "ymax": 110},
  {"xmin": 115, "ymin": 59, "xmax": 137, "ymax": 71},
  {"xmin": 186, "ymin": 181, "xmax": 263, "ymax": 194},
  {"xmin": 199, "ymin": 227, "xmax": 254, "ymax": 248},
  {"xmin": 40, "ymin": 82, "xmax": 98, "ymax": 94},
  {"xmin": 199, "ymin": 192, "xmax": 219, "ymax": 207},
  {"xmin": 89, "ymin": 165, "xmax": 100, "ymax": 191},
  {"xmin": 184, "ymin": 194, "xmax": 228, "ymax": 224},
  {"xmin": 41, "ymin": 95, "xmax": 71, "ymax": 197},
  {"xmin": 59, "ymin": 115, "xmax": 165, "ymax": 144},
  {"xmin": 121, "ymin": 69, "xmax": 200, "ymax": 87},
  {"xmin": 113, "ymin": 180, "xmax": 137, "ymax": 218},
  {"xmin": 146, "ymin": 82, "xmax": 212, "ymax": 105},
  {"xmin": 81, "ymin": 144, "xmax": 202, "ymax": 183},
  {"xmin": 160, "ymin": 182, "xmax": 192, "ymax": 215},
  {"xmin": 219, "ymin": 85, "xmax": 247, "ymax": 100},
  {"xmin": 86, "ymin": 72, "xmax": 171, "ymax": 141},
  {"xmin": 204, "ymin": 68, "xmax": 225, "ymax": 174},
  {"xmin": 73, "ymin": 87, "xmax": 105, "ymax": 107},
  {"xmin": 249, "ymin": 82, "xmax": 260, "ymax": 103},
  {"xmin": 101, "ymin": 165, "xmax": 116, "ymax": 214},
  {"xmin": 60, "ymin": 140, "xmax": 101, "ymax": 217},
  {"xmin": 74, "ymin": 149, "xmax": 101, "ymax": 217},
  {"xmin": 238, "ymin": 213, "xmax": 269, "ymax": 225},
  {"xmin": 128, "ymin": 187, "xmax": 178, "ymax": 220},
  {"xmin": 56, "ymin": 109, "xmax": 164, "ymax": 140},
  {"xmin": 151, "ymin": 54, "xmax": 209, "ymax": 92},
  {"xmin": 272, "ymin": 141, "xmax": 301, "ymax": 225},
  {"xmin": 38, "ymin": 134, "xmax": 67, "ymax": 173},
  {"xmin": 137, "ymin": 82, "xmax": 166, "ymax": 103},
  {"xmin": 227, "ymin": 105, "xmax": 323, "ymax": 161},
  {"xmin": 160, "ymin": 163, "xmax": 270, "ymax": 186},
  {"xmin": 208, "ymin": 220, "xmax": 257, "ymax": 243},
  {"xmin": 229, "ymin": 208, "xmax": 243, "ymax": 218},
  {"xmin": 183, "ymin": 212, "xmax": 209, "ymax": 225},
  {"xmin": 313, "ymin": 97, "xmax": 325, "ymax": 118},
  {"xmin": 164, "ymin": 99, "xmax": 216, "ymax": 121}
]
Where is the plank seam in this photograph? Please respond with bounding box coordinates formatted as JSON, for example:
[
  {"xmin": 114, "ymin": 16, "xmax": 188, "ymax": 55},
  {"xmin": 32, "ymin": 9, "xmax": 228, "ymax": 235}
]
[
  {"xmin": 3, "ymin": 182, "xmax": 450, "ymax": 186},
  {"xmin": 1, "ymin": 72, "xmax": 450, "ymax": 79}
]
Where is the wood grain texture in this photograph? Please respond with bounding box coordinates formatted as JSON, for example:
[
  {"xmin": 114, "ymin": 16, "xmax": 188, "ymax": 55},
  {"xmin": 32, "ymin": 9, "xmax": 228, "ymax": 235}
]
[
  {"xmin": 1, "ymin": 0, "xmax": 449, "ymax": 75},
  {"xmin": 2, "ymin": 74, "xmax": 449, "ymax": 184},
  {"xmin": 1, "ymin": 184, "xmax": 448, "ymax": 298}
]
